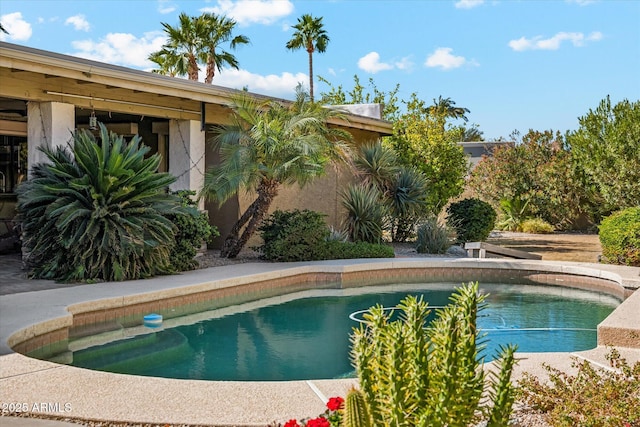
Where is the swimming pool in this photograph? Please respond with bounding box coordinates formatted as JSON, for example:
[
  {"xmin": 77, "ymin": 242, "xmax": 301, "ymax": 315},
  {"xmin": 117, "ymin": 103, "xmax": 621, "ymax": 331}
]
[{"xmin": 66, "ymin": 283, "xmax": 618, "ymax": 381}]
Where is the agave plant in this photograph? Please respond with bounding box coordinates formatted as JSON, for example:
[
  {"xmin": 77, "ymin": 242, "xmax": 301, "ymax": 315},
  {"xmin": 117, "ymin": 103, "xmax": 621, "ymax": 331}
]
[
  {"xmin": 351, "ymin": 142, "xmax": 429, "ymax": 242},
  {"xmin": 341, "ymin": 183, "xmax": 386, "ymax": 244},
  {"xmin": 17, "ymin": 124, "xmax": 182, "ymax": 282}
]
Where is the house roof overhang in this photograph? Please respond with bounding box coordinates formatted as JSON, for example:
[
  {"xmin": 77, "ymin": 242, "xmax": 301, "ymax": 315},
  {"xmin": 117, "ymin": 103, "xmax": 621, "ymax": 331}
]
[{"xmin": 0, "ymin": 41, "xmax": 393, "ymax": 136}]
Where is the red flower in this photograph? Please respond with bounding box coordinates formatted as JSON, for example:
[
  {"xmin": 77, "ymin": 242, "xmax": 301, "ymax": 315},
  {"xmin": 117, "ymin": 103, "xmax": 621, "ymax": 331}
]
[
  {"xmin": 326, "ymin": 396, "xmax": 344, "ymax": 411},
  {"xmin": 306, "ymin": 417, "xmax": 330, "ymax": 427},
  {"xmin": 284, "ymin": 420, "xmax": 300, "ymax": 427}
]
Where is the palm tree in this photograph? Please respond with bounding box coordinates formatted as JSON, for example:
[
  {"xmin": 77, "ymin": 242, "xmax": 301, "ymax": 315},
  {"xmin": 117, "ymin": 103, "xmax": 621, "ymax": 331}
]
[
  {"xmin": 201, "ymin": 87, "xmax": 351, "ymax": 258},
  {"xmin": 0, "ymin": 23, "xmax": 8, "ymax": 34},
  {"xmin": 200, "ymin": 13, "xmax": 250, "ymax": 84},
  {"xmin": 153, "ymin": 12, "xmax": 206, "ymax": 81},
  {"xmin": 149, "ymin": 48, "xmax": 185, "ymax": 77},
  {"xmin": 286, "ymin": 14, "xmax": 330, "ymax": 101},
  {"xmin": 428, "ymin": 96, "xmax": 470, "ymax": 122}
]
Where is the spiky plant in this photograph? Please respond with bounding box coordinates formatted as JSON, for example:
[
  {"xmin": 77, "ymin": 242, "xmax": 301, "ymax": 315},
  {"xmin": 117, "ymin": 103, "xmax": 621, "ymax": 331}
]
[
  {"xmin": 350, "ymin": 282, "xmax": 518, "ymax": 427},
  {"xmin": 351, "ymin": 142, "xmax": 429, "ymax": 242},
  {"xmin": 341, "ymin": 183, "xmax": 386, "ymax": 244},
  {"xmin": 17, "ymin": 124, "xmax": 182, "ymax": 282},
  {"xmin": 343, "ymin": 387, "xmax": 372, "ymax": 427}
]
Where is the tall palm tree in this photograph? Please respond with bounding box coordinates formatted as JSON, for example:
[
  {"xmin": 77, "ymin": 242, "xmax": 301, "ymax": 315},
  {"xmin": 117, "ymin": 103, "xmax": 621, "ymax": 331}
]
[
  {"xmin": 155, "ymin": 12, "xmax": 204, "ymax": 81},
  {"xmin": 428, "ymin": 96, "xmax": 470, "ymax": 122},
  {"xmin": 201, "ymin": 87, "xmax": 351, "ymax": 258},
  {"xmin": 286, "ymin": 14, "xmax": 330, "ymax": 101},
  {"xmin": 149, "ymin": 48, "xmax": 185, "ymax": 77},
  {"xmin": 200, "ymin": 13, "xmax": 250, "ymax": 84}
]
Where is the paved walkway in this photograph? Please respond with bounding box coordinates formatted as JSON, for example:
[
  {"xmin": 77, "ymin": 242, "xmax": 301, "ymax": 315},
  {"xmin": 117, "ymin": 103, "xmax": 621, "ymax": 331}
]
[{"xmin": 1, "ymin": 254, "xmax": 639, "ymax": 425}]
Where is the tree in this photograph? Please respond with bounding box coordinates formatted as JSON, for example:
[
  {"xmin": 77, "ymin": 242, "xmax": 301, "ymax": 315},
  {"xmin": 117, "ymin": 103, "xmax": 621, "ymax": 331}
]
[
  {"xmin": 150, "ymin": 12, "xmax": 248, "ymax": 83},
  {"xmin": 200, "ymin": 13, "xmax": 249, "ymax": 84},
  {"xmin": 154, "ymin": 12, "xmax": 203, "ymax": 81},
  {"xmin": 286, "ymin": 14, "xmax": 330, "ymax": 101},
  {"xmin": 149, "ymin": 48, "xmax": 185, "ymax": 77},
  {"xmin": 16, "ymin": 124, "xmax": 182, "ymax": 282},
  {"xmin": 566, "ymin": 96, "xmax": 640, "ymax": 217},
  {"xmin": 388, "ymin": 94, "xmax": 468, "ymax": 214},
  {"xmin": 319, "ymin": 74, "xmax": 401, "ymax": 121},
  {"xmin": 0, "ymin": 23, "xmax": 8, "ymax": 34},
  {"xmin": 427, "ymin": 95, "xmax": 471, "ymax": 122},
  {"xmin": 467, "ymin": 130, "xmax": 591, "ymax": 229},
  {"xmin": 201, "ymin": 87, "xmax": 351, "ymax": 258}
]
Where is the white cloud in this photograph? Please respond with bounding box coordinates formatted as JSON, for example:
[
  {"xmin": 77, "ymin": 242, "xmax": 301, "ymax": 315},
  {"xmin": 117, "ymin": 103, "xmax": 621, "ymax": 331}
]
[
  {"xmin": 455, "ymin": 0, "xmax": 484, "ymax": 9},
  {"xmin": 212, "ymin": 68, "xmax": 308, "ymax": 98},
  {"xmin": 157, "ymin": 0, "xmax": 176, "ymax": 14},
  {"xmin": 358, "ymin": 52, "xmax": 394, "ymax": 73},
  {"xmin": 70, "ymin": 31, "xmax": 167, "ymax": 68},
  {"xmin": 395, "ymin": 56, "xmax": 415, "ymax": 71},
  {"xmin": 454, "ymin": 0, "xmax": 484, "ymax": 9},
  {"xmin": 65, "ymin": 14, "xmax": 90, "ymax": 32},
  {"xmin": 566, "ymin": 0, "xmax": 597, "ymax": 5},
  {"xmin": 425, "ymin": 47, "xmax": 467, "ymax": 70},
  {"xmin": 200, "ymin": 0, "xmax": 294, "ymax": 25},
  {"xmin": 0, "ymin": 12, "xmax": 33, "ymax": 41},
  {"xmin": 509, "ymin": 31, "xmax": 603, "ymax": 51}
]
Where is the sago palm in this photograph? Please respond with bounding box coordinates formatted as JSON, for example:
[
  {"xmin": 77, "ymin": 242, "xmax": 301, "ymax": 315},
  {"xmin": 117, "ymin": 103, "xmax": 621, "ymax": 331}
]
[
  {"xmin": 201, "ymin": 87, "xmax": 351, "ymax": 258},
  {"xmin": 286, "ymin": 14, "xmax": 330, "ymax": 100},
  {"xmin": 17, "ymin": 124, "xmax": 181, "ymax": 282}
]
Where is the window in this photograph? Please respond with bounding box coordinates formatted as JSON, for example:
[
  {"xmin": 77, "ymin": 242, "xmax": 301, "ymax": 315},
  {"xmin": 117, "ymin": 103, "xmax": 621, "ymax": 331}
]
[{"xmin": 0, "ymin": 135, "xmax": 27, "ymax": 194}]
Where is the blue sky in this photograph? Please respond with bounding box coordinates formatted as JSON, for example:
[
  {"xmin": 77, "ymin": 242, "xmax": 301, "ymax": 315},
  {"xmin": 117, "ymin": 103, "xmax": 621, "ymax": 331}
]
[{"xmin": 1, "ymin": 0, "xmax": 639, "ymax": 140}]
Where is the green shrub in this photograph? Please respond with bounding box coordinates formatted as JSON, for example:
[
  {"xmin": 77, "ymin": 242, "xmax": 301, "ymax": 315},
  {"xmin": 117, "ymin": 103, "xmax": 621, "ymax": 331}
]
[
  {"xmin": 257, "ymin": 209, "xmax": 329, "ymax": 261},
  {"xmin": 520, "ymin": 218, "xmax": 554, "ymax": 234},
  {"xmin": 350, "ymin": 282, "xmax": 517, "ymax": 426},
  {"xmin": 416, "ymin": 218, "xmax": 451, "ymax": 254},
  {"xmin": 318, "ymin": 240, "xmax": 394, "ymax": 259},
  {"xmin": 599, "ymin": 207, "xmax": 640, "ymax": 266},
  {"xmin": 497, "ymin": 197, "xmax": 530, "ymax": 232},
  {"xmin": 517, "ymin": 348, "xmax": 640, "ymax": 427},
  {"xmin": 16, "ymin": 124, "xmax": 182, "ymax": 282},
  {"xmin": 447, "ymin": 198, "xmax": 497, "ymax": 243},
  {"xmin": 166, "ymin": 191, "xmax": 218, "ymax": 271},
  {"xmin": 342, "ymin": 184, "xmax": 386, "ymax": 244}
]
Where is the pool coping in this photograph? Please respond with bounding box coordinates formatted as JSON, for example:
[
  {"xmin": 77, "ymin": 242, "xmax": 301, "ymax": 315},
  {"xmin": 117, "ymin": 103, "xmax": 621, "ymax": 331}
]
[{"xmin": 1, "ymin": 258, "xmax": 639, "ymax": 425}]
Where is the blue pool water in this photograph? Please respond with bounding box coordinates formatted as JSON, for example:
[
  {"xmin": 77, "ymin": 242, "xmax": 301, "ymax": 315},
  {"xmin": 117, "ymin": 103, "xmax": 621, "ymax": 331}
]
[{"xmin": 67, "ymin": 283, "xmax": 618, "ymax": 381}]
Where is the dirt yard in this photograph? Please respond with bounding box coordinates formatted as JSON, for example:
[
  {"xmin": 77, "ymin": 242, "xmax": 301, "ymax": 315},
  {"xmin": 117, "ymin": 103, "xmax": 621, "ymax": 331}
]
[{"xmin": 486, "ymin": 231, "xmax": 602, "ymax": 263}]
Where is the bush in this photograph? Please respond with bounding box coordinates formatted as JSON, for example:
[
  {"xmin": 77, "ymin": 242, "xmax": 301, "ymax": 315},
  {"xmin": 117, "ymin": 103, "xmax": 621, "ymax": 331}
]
[
  {"xmin": 257, "ymin": 209, "xmax": 329, "ymax": 262},
  {"xmin": 520, "ymin": 218, "xmax": 554, "ymax": 234},
  {"xmin": 342, "ymin": 184, "xmax": 386, "ymax": 244},
  {"xmin": 350, "ymin": 282, "xmax": 518, "ymax": 426},
  {"xmin": 318, "ymin": 240, "xmax": 394, "ymax": 259},
  {"xmin": 599, "ymin": 207, "xmax": 640, "ymax": 266},
  {"xmin": 416, "ymin": 218, "xmax": 451, "ymax": 254},
  {"xmin": 16, "ymin": 124, "xmax": 182, "ymax": 282},
  {"xmin": 166, "ymin": 191, "xmax": 217, "ymax": 271},
  {"xmin": 447, "ymin": 198, "xmax": 497, "ymax": 243},
  {"xmin": 517, "ymin": 349, "xmax": 640, "ymax": 427}
]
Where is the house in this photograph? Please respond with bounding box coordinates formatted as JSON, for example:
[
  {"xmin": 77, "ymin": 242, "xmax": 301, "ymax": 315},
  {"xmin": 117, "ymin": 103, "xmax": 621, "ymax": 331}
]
[
  {"xmin": 458, "ymin": 141, "xmax": 513, "ymax": 170},
  {"xmin": 0, "ymin": 41, "xmax": 392, "ymax": 248}
]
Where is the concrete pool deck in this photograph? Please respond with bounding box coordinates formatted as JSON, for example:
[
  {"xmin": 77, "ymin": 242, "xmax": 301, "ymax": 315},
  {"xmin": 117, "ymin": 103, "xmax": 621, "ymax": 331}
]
[{"xmin": 1, "ymin": 257, "xmax": 639, "ymax": 425}]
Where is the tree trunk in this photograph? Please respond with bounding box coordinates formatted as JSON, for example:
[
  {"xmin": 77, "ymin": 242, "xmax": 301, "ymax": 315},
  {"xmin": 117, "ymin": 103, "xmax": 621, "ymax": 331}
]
[
  {"xmin": 188, "ymin": 55, "xmax": 199, "ymax": 81},
  {"xmin": 220, "ymin": 180, "xmax": 279, "ymax": 258},
  {"xmin": 307, "ymin": 49, "xmax": 314, "ymax": 101},
  {"xmin": 205, "ymin": 58, "xmax": 215, "ymax": 84}
]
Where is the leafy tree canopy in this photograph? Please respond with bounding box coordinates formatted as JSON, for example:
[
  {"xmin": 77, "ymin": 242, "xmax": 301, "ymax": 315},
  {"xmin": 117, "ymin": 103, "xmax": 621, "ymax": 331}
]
[{"xmin": 566, "ymin": 96, "xmax": 640, "ymax": 216}]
